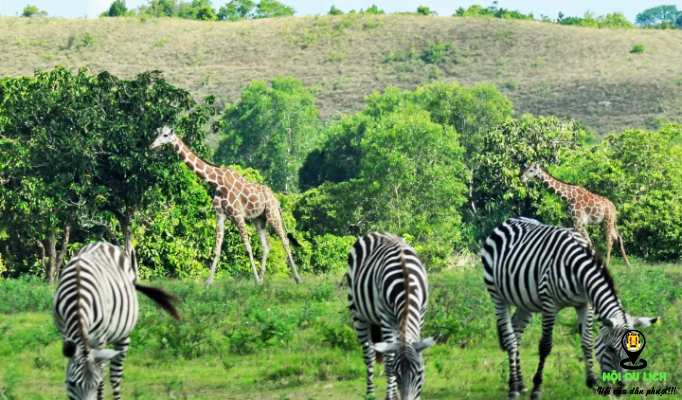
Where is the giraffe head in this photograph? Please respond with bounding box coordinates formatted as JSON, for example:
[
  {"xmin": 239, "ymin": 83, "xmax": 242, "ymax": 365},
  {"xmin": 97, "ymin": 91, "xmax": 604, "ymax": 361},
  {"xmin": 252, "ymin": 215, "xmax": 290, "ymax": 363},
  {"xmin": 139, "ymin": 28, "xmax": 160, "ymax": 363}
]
[
  {"xmin": 521, "ymin": 163, "xmax": 543, "ymax": 183},
  {"xmin": 149, "ymin": 126, "xmax": 177, "ymax": 150}
]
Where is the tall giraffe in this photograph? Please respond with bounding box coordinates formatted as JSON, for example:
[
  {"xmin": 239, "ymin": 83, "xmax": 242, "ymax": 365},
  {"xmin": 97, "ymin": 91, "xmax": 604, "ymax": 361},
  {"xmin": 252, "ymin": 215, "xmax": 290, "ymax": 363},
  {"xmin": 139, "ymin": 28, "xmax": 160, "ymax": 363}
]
[
  {"xmin": 521, "ymin": 163, "xmax": 630, "ymax": 268},
  {"xmin": 149, "ymin": 126, "xmax": 302, "ymax": 288}
]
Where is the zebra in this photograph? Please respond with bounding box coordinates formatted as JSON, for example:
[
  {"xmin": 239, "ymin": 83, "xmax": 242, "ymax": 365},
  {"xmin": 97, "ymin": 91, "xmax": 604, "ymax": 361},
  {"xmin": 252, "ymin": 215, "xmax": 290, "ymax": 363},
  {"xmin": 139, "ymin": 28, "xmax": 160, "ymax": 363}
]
[
  {"xmin": 481, "ymin": 217, "xmax": 659, "ymax": 399},
  {"xmin": 347, "ymin": 232, "xmax": 436, "ymax": 400},
  {"xmin": 53, "ymin": 242, "xmax": 181, "ymax": 400}
]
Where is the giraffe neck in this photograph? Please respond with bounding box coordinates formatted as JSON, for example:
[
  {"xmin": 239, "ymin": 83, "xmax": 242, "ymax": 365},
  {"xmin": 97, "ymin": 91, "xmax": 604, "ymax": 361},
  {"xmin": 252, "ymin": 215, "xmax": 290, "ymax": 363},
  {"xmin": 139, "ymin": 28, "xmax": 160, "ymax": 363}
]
[
  {"xmin": 173, "ymin": 137, "xmax": 224, "ymax": 187},
  {"xmin": 539, "ymin": 169, "xmax": 574, "ymax": 202}
]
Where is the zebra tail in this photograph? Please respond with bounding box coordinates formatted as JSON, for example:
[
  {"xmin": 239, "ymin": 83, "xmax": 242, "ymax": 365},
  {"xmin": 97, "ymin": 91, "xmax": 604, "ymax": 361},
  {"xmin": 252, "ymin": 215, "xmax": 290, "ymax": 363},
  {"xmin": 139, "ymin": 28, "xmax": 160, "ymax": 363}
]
[
  {"xmin": 135, "ymin": 284, "xmax": 181, "ymax": 321},
  {"xmin": 278, "ymin": 206, "xmax": 302, "ymax": 248},
  {"xmin": 370, "ymin": 325, "xmax": 384, "ymax": 364}
]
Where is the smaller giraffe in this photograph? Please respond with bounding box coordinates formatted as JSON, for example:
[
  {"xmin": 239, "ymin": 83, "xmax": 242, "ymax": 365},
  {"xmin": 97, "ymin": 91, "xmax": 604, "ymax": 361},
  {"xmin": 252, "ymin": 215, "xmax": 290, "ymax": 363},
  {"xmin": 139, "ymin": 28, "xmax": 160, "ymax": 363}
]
[
  {"xmin": 521, "ymin": 163, "xmax": 630, "ymax": 267},
  {"xmin": 150, "ymin": 126, "xmax": 302, "ymax": 287}
]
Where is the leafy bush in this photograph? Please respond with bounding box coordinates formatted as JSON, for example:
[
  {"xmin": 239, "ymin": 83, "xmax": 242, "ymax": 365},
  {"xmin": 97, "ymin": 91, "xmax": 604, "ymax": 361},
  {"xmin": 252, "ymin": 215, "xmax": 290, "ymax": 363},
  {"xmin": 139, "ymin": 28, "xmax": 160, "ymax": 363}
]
[
  {"xmin": 416, "ymin": 6, "xmax": 436, "ymax": 16},
  {"xmin": 21, "ymin": 5, "xmax": 48, "ymax": 17},
  {"xmin": 420, "ymin": 40, "xmax": 453, "ymax": 64},
  {"xmin": 631, "ymin": 43, "xmax": 645, "ymax": 53},
  {"xmin": 328, "ymin": 5, "xmax": 343, "ymax": 15}
]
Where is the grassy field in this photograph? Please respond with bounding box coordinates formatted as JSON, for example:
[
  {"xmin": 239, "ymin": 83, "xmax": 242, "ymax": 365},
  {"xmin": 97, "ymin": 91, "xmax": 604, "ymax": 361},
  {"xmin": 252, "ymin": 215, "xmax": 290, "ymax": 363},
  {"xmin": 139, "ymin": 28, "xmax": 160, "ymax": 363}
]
[
  {"xmin": 0, "ymin": 259, "xmax": 681, "ymax": 399},
  {"xmin": 1, "ymin": 15, "xmax": 682, "ymax": 137}
]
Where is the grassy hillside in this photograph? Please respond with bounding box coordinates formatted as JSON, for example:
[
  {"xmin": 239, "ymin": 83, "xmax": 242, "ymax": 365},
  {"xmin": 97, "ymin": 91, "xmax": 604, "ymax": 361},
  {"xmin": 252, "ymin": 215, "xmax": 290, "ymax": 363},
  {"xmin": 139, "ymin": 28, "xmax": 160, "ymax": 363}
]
[
  {"xmin": 2, "ymin": 14, "xmax": 682, "ymax": 137},
  {"xmin": 1, "ymin": 260, "xmax": 681, "ymax": 399}
]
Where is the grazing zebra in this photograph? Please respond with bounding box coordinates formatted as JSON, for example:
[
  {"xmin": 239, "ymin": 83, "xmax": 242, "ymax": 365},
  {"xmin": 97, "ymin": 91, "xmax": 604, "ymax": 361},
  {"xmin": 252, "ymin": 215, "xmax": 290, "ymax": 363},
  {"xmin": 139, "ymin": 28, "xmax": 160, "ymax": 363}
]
[
  {"xmin": 347, "ymin": 232, "xmax": 436, "ymax": 400},
  {"xmin": 53, "ymin": 242, "xmax": 181, "ymax": 400},
  {"xmin": 481, "ymin": 217, "xmax": 658, "ymax": 400}
]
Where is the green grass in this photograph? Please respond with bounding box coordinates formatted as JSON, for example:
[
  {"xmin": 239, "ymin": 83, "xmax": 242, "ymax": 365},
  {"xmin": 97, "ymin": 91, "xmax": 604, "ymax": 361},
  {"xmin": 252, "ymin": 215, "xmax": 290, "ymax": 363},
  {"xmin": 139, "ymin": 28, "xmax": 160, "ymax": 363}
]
[{"xmin": 1, "ymin": 260, "xmax": 681, "ymax": 399}]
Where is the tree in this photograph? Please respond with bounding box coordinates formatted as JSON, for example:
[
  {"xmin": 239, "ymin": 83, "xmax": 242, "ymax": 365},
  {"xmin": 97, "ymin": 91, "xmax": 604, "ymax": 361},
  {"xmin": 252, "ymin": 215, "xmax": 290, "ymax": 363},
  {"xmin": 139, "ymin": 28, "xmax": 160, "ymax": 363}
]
[
  {"xmin": 21, "ymin": 5, "xmax": 48, "ymax": 17},
  {"xmin": 216, "ymin": 76, "xmax": 320, "ymax": 193},
  {"xmin": 328, "ymin": 5, "xmax": 343, "ymax": 15},
  {"xmin": 218, "ymin": 0, "xmax": 254, "ymax": 20},
  {"xmin": 417, "ymin": 6, "xmax": 437, "ymax": 16},
  {"xmin": 636, "ymin": 5, "xmax": 679, "ymax": 26},
  {"xmin": 100, "ymin": 0, "xmax": 129, "ymax": 17},
  {"xmin": 84, "ymin": 70, "xmax": 219, "ymax": 255},
  {"xmin": 178, "ymin": 0, "xmax": 218, "ymax": 20},
  {"xmin": 254, "ymin": 0, "xmax": 294, "ymax": 18},
  {"xmin": 137, "ymin": 0, "xmax": 179, "ymax": 17},
  {"xmin": 0, "ymin": 67, "xmax": 100, "ymax": 282}
]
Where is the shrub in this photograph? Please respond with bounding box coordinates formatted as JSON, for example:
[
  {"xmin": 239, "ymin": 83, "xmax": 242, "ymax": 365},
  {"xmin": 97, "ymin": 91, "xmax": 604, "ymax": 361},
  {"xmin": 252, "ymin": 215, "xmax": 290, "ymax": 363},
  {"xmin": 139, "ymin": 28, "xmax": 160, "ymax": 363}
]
[
  {"xmin": 631, "ymin": 43, "xmax": 645, "ymax": 54},
  {"xmin": 328, "ymin": 5, "xmax": 343, "ymax": 15},
  {"xmin": 360, "ymin": 4, "xmax": 384, "ymax": 14},
  {"xmin": 417, "ymin": 6, "xmax": 436, "ymax": 16},
  {"xmin": 21, "ymin": 5, "xmax": 48, "ymax": 17},
  {"xmin": 421, "ymin": 40, "xmax": 453, "ymax": 64}
]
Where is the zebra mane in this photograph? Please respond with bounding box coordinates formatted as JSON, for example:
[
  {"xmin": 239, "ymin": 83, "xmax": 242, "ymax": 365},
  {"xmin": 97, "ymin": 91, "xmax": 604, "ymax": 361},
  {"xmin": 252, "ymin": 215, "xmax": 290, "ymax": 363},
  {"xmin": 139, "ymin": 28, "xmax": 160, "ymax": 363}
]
[
  {"xmin": 400, "ymin": 250, "xmax": 411, "ymax": 346},
  {"xmin": 74, "ymin": 261, "xmax": 90, "ymax": 354}
]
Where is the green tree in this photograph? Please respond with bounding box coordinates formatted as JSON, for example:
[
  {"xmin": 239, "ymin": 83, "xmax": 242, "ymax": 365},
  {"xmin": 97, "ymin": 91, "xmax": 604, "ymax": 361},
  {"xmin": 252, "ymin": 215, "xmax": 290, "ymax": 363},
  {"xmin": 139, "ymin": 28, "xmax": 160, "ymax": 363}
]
[
  {"xmin": 216, "ymin": 76, "xmax": 320, "ymax": 193},
  {"xmin": 417, "ymin": 6, "xmax": 436, "ymax": 16},
  {"xmin": 636, "ymin": 5, "xmax": 679, "ymax": 26},
  {"xmin": 328, "ymin": 5, "xmax": 343, "ymax": 15},
  {"xmin": 598, "ymin": 12, "xmax": 636, "ymax": 28},
  {"xmin": 0, "ymin": 67, "xmax": 101, "ymax": 282},
  {"xmin": 217, "ymin": 0, "xmax": 254, "ymax": 20},
  {"xmin": 100, "ymin": 0, "xmax": 129, "ymax": 17},
  {"xmin": 178, "ymin": 0, "xmax": 218, "ymax": 20},
  {"xmin": 360, "ymin": 4, "xmax": 384, "ymax": 14},
  {"xmin": 21, "ymin": 5, "xmax": 48, "ymax": 17},
  {"xmin": 137, "ymin": 0, "xmax": 179, "ymax": 17},
  {"xmin": 254, "ymin": 0, "xmax": 294, "ymax": 18}
]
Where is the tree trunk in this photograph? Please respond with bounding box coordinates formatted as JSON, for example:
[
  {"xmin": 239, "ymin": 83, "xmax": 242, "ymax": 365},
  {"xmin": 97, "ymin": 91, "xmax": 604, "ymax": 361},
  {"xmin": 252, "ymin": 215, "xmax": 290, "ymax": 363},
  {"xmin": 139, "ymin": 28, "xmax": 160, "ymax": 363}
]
[
  {"xmin": 36, "ymin": 239, "xmax": 47, "ymax": 280},
  {"xmin": 113, "ymin": 205, "xmax": 136, "ymax": 256},
  {"xmin": 47, "ymin": 233, "xmax": 57, "ymax": 285}
]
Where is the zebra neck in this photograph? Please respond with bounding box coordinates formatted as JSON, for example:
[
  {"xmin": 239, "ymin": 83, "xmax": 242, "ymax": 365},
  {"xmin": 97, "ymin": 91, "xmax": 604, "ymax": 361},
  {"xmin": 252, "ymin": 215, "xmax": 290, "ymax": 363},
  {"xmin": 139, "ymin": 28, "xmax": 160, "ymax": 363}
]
[{"xmin": 583, "ymin": 269, "xmax": 624, "ymax": 321}]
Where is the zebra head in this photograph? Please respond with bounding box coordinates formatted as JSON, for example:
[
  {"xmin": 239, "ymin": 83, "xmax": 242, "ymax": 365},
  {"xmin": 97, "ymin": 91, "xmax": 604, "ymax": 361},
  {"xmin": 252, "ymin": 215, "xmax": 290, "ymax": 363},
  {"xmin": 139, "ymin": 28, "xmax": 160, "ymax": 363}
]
[
  {"xmin": 149, "ymin": 126, "xmax": 177, "ymax": 150},
  {"xmin": 520, "ymin": 163, "xmax": 542, "ymax": 183},
  {"xmin": 62, "ymin": 339, "xmax": 121, "ymax": 400},
  {"xmin": 375, "ymin": 337, "xmax": 436, "ymax": 400},
  {"xmin": 595, "ymin": 314, "xmax": 659, "ymax": 386}
]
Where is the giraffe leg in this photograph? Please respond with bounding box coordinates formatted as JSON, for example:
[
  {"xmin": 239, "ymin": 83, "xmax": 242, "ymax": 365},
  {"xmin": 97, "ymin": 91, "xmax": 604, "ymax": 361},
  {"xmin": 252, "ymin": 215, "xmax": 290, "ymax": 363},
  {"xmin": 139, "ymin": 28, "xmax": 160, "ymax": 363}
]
[
  {"xmin": 604, "ymin": 221, "xmax": 614, "ymax": 267},
  {"xmin": 575, "ymin": 305, "xmax": 598, "ymax": 389},
  {"xmin": 617, "ymin": 233, "xmax": 630, "ymax": 267},
  {"xmin": 235, "ymin": 216, "xmax": 260, "ymax": 284},
  {"xmin": 205, "ymin": 211, "xmax": 226, "ymax": 289},
  {"xmin": 267, "ymin": 209, "xmax": 302, "ymax": 284},
  {"xmin": 254, "ymin": 215, "xmax": 270, "ymax": 282},
  {"xmin": 110, "ymin": 337, "xmax": 130, "ymax": 400},
  {"xmin": 573, "ymin": 217, "xmax": 592, "ymax": 246},
  {"xmin": 531, "ymin": 311, "xmax": 557, "ymax": 400}
]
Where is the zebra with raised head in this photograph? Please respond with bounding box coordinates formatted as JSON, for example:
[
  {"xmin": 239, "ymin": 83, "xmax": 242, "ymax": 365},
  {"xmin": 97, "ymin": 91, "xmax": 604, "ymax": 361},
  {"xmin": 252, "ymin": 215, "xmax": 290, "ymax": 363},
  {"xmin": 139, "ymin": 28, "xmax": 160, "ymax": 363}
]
[
  {"xmin": 481, "ymin": 217, "xmax": 659, "ymax": 400},
  {"xmin": 53, "ymin": 242, "xmax": 181, "ymax": 400},
  {"xmin": 347, "ymin": 232, "xmax": 436, "ymax": 400}
]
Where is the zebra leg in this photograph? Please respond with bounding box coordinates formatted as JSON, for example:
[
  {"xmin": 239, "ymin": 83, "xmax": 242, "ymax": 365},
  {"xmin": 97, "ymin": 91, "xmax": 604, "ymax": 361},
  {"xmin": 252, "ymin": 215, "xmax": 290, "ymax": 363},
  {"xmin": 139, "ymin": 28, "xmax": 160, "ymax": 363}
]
[
  {"xmin": 381, "ymin": 328, "xmax": 398, "ymax": 400},
  {"xmin": 531, "ymin": 311, "xmax": 557, "ymax": 400},
  {"xmin": 511, "ymin": 308, "xmax": 534, "ymax": 394},
  {"xmin": 576, "ymin": 305, "xmax": 598, "ymax": 389},
  {"xmin": 354, "ymin": 320, "xmax": 377, "ymax": 397},
  {"xmin": 98, "ymin": 379, "xmax": 104, "ymax": 400},
  {"xmin": 494, "ymin": 303, "xmax": 522, "ymax": 399},
  {"xmin": 110, "ymin": 338, "xmax": 130, "ymax": 400}
]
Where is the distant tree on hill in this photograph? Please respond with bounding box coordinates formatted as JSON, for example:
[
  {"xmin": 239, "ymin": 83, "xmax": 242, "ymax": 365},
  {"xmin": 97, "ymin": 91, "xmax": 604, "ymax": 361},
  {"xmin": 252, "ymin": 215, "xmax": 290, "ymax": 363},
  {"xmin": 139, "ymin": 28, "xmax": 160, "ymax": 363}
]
[
  {"xmin": 254, "ymin": 0, "xmax": 294, "ymax": 18},
  {"xmin": 417, "ymin": 6, "xmax": 437, "ymax": 16},
  {"xmin": 636, "ymin": 5, "xmax": 680, "ymax": 26},
  {"xmin": 100, "ymin": 0, "xmax": 134, "ymax": 17},
  {"xmin": 217, "ymin": 0, "xmax": 293, "ymax": 20},
  {"xmin": 21, "ymin": 5, "xmax": 48, "ymax": 17},
  {"xmin": 178, "ymin": 0, "xmax": 218, "ymax": 20},
  {"xmin": 137, "ymin": 0, "xmax": 179, "ymax": 17},
  {"xmin": 360, "ymin": 4, "xmax": 384, "ymax": 14},
  {"xmin": 328, "ymin": 5, "xmax": 343, "ymax": 15}
]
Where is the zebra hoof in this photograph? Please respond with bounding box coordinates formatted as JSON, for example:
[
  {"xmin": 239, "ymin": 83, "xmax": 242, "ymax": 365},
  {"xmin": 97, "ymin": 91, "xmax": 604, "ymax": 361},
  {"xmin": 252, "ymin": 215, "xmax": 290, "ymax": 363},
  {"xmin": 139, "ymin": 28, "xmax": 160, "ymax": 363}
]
[
  {"xmin": 508, "ymin": 392, "xmax": 520, "ymax": 399},
  {"xmin": 520, "ymin": 387, "xmax": 528, "ymax": 394},
  {"xmin": 586, "ymin": 376, "xmax": 598, "ymax": 389},
  {"xmin": 531, "ymin": 391, "xmax": 542, "ymax": 400}
]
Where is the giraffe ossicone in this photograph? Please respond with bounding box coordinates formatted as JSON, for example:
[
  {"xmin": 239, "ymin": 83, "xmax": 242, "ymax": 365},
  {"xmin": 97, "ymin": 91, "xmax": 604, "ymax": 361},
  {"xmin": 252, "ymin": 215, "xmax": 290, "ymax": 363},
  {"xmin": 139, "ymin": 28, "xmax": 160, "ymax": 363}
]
[
  {"xmin": 150, "ymin": 125, "xmax": 302, "ymax": 287},
  {"xmin": 521, "ymin": 163, "xmax": 630, "ymax": 268}
]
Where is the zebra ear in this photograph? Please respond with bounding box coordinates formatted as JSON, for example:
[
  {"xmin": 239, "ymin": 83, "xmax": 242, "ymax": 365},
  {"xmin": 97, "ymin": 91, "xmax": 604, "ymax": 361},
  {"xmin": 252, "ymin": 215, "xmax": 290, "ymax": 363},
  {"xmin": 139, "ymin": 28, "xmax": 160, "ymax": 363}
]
[
  {"xmin": 414, "ymin": 337, "xmax": 436, "ymax": 353},
  {"xmin": 93, "ymin": 349, "xmax": 120, "ymax": 363},
  {"xmin": 601, "ymin": 317, "xmax": 619, "ymax": 328},
  {"xmin": 633, "ymin": 316, "xmax": 659, "ymax": 328},
  {"xmin": 374, "ymin": 341, "xmax": 400, "ymax": 354}
]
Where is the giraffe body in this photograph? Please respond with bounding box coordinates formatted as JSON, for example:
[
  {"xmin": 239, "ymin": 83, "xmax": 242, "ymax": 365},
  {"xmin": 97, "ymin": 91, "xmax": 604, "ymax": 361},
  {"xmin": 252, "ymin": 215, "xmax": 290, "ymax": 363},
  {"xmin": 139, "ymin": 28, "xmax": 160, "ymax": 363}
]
[
  {"xmin": 150, "ymin": 126, "xmax": 302, "ymax": 287},
  {"xmin": 521, "ymin": 163, "xmax": 630, "ymax": 268}
]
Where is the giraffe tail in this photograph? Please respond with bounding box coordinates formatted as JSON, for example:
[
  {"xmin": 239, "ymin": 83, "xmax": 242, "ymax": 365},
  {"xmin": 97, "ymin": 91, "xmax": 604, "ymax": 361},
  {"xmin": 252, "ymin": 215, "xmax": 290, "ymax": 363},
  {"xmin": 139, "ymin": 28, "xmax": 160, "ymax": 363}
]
[{"xmin": 278, "ymin": 206, "xmax": 302, "ymax": 248}]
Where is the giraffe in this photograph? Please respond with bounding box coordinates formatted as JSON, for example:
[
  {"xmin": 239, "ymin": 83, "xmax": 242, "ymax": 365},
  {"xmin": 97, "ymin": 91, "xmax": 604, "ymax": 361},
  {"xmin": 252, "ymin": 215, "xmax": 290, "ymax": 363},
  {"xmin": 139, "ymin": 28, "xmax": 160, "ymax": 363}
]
[
  {"xmin": 149, "ymin": 126, "xmax": 302, "ymax": 288},
  {"xmin": 521, "ymin": 163, "xmax": 630, "ymax": 268}
]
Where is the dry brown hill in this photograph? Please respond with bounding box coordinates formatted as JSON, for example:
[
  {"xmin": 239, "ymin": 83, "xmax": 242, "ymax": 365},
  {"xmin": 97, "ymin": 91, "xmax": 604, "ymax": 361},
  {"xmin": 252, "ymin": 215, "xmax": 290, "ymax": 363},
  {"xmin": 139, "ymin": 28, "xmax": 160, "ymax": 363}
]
[{"xmin": 2, "ymin": 14, "xmax": 682, "ymax": 138}]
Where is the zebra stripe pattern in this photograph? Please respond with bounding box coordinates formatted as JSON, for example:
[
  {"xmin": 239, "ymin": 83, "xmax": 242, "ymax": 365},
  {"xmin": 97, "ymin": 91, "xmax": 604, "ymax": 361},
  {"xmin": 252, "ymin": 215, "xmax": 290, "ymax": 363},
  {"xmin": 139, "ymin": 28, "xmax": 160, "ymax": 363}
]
[
  {"xmin": 53, "ymin": 242, "xmax": 180, "ymax": 400},
  {"xmin": 481, "ymin": 217, "xmax": 658, "ymax": 399},
  {"xmin": 347, "ymin": 232, "xmax": 435, "ymax": 400}
]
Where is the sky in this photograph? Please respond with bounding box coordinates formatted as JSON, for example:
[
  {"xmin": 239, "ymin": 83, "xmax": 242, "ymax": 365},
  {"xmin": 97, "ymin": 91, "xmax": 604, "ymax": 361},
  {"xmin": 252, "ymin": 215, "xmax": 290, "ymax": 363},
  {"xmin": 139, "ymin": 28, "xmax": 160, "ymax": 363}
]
[{"xmin": 1, "ymin": 0, "xmax": 680, "ymax": 22}]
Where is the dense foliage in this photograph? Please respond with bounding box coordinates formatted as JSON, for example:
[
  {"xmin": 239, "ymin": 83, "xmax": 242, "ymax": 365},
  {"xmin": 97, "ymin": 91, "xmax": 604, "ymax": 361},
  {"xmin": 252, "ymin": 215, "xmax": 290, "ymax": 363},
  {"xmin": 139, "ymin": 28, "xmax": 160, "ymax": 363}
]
[{"xmin": 1, "ymin": 65, "xmax": 681, "ymax": 282}]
